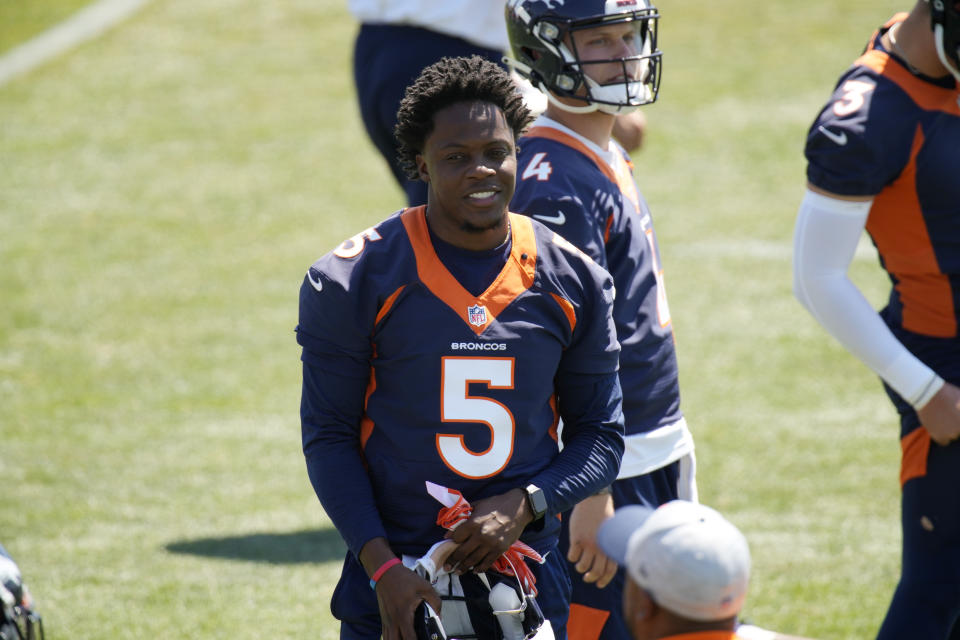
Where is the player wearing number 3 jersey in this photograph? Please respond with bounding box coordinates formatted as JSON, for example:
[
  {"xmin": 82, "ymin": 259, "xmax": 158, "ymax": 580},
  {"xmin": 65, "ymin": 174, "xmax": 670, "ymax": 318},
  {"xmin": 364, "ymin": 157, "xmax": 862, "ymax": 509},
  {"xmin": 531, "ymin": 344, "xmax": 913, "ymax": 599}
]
[
  {"xmin": 297, "ymin": 56, "xmax": 625, "ymax": 639},
  {"xmin": 793, "ymin": 2, "xmax": 960, "ymax": 637}
]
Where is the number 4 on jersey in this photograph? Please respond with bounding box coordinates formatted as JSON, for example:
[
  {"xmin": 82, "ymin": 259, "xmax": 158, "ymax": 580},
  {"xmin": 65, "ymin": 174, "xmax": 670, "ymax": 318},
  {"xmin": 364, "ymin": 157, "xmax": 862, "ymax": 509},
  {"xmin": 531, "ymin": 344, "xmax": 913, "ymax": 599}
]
[{"xmin": 522, "ymin": 152, "xmax": 553, "ymax": 182}]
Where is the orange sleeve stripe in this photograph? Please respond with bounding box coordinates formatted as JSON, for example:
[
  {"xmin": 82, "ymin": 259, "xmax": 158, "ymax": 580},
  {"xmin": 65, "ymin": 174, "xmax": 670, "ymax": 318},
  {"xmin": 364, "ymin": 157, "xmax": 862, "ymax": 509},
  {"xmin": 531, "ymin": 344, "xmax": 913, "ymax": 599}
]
[
  {"xmin": 548, "ymin": 394, "xmax": 559, "ymax": 443},
  {"xmin": 567, "ymin": 603, "xmax": 610, "ymax": 640},
  {"xmin": 604, "ymin": 213, "xmax": 614, "ymax": 244},
  {"xmin": 900, "ymin": 426, "xmax": 930, "ymax": 487},
  {"xmin": 360, "ymin": 362, "xmax": 377, "ymax": 450},
  {"xmin": 549, "ymin": 293, "xmax": 577, "ymax": 333},
  {"xmin": 375, "ymin": 285, "xmax": 406, "ymax": 327},
  {"xmin": 866, "ymin": 127, "xmax": 956, "ymax": 337}
]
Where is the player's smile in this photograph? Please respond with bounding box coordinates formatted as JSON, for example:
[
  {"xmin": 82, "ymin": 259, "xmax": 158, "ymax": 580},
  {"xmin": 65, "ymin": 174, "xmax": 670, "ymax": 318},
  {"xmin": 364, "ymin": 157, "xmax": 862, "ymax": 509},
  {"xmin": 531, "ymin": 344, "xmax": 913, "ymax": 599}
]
[{"xmin": 417, "ymin": 100, "xmax": 517, "ymax": 250}]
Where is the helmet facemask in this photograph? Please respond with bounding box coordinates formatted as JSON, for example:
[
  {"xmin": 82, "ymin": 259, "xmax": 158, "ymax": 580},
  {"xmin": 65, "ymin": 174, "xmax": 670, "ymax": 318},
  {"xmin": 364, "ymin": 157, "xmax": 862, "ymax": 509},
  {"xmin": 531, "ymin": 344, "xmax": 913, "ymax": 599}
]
[
  {"xmin": 505, "ymin": 2, "xmax": 662, "ymax": 116},
  {"xmin": 563, "ymin": 13, "xmax": 661, "ymax": 114}
]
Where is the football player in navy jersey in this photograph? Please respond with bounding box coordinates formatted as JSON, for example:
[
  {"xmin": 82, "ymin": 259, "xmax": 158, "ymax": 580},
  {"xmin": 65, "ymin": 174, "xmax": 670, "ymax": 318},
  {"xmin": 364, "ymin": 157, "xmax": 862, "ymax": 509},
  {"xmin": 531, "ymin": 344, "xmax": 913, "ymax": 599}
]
[
  {"xmin": 297, "ymin": 55, "xmax": 625, "ymax": 639},
  {"xmin": 792, "ymin": 2, "xmax": 960, "ymax": 638},
  {"xmin": 505, "ymin": 2, "xmax": 697, "ymax": 639}
]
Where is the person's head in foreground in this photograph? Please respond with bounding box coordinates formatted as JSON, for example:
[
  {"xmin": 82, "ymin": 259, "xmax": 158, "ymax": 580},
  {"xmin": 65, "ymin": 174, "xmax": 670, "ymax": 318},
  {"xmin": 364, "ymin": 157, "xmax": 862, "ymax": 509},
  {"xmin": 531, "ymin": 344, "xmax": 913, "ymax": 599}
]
[{"xmin": 598, "ymin": 500, "xmax": 750, "ymax": 640}]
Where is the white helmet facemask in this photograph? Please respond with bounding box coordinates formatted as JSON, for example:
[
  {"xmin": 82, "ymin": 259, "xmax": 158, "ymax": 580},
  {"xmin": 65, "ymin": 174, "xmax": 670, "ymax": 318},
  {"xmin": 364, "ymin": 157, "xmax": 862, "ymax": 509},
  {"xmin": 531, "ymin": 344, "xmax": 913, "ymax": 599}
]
[{"xmin": 542, "ymin": 19, "xmax": 657, "ymax": 115}]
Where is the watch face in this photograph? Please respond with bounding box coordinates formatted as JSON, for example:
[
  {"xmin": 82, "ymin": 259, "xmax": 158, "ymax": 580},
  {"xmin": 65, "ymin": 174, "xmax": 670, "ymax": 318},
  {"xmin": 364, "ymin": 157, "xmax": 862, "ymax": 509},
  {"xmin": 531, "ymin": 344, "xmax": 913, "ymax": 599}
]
[{"xmin": 527, "ymin": 486, "xmax": 547, "ymax": 517}]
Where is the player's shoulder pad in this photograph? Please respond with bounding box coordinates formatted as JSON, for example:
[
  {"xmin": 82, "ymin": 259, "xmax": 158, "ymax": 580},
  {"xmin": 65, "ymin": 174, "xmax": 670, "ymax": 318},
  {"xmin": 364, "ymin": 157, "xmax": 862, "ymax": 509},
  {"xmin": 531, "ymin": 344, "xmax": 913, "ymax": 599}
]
[
  {"xmin": 807, "ymin": 59, "xmax": 923, "ymax": 195},
  {"xmin": 531, "ymin": 221, "xmax": 616, "ymax": 307},
  {"xmin": 517, "ymin": 133, "xmax": 613, "ymax": 192},
  {"xmin": 300, "ymin": 210, "xmax": 416, "ymax": 310}
]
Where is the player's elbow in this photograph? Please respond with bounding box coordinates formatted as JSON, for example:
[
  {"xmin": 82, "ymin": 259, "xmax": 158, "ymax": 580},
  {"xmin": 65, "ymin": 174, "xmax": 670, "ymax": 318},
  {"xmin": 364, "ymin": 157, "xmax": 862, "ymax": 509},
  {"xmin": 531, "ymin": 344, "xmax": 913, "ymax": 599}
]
[{"xmin": 792, "ymin": 262, "xmax": 815, "ymax": 316}]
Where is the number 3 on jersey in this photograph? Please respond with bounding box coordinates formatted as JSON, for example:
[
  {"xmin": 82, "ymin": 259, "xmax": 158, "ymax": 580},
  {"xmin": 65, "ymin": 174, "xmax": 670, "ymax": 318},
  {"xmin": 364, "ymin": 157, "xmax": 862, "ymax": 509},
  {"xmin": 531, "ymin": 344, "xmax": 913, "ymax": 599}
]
[{"xmin": 438, "ymin": 357, "xmax": 516, "ymax": 479}]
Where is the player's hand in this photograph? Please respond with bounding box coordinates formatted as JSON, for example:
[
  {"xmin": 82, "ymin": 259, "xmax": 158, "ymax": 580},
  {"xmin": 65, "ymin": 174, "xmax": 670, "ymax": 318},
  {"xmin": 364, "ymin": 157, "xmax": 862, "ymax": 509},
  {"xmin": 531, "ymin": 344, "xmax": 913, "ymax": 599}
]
[
  {"xmin": 567, "ymin": 491, "xmax": 617, "ymax": 588},
  {"xmin": 918, "ymin": 381, "xmax": 960, "ymax": 446},
  {"xmin": 442, "ymin": 488, "xmax": 531, "ymax": 574},
  {"xmin": 375, "ymin": 564, "xmax": 442, "ymax": 640}
]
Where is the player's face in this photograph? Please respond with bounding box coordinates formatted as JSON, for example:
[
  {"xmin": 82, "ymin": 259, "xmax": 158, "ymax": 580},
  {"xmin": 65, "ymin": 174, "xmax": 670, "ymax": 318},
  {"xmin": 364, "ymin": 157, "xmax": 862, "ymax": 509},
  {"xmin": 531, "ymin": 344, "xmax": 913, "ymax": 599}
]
[
  {"xmin": 417, "ymin": 100, "xmax": 516, "ymax": 251},
  {"xmin": 568, "ymin": 21, "xmax": 644, "ymax": 87}
]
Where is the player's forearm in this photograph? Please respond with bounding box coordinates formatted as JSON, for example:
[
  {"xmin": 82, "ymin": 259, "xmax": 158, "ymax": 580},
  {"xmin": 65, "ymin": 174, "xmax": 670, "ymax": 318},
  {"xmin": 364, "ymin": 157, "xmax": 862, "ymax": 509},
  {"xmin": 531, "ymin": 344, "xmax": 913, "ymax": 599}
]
[
  {"xmin": 303, "ymin": 430, "xmax": 387, "ymax": 556},
  {"xmin": 533, "ymin": 371, "xmax": 625, "ymax": 515},
  {"xmin": 301, "ymin": 362, "xmax": 387, "ymax": 555},
  {"xmin": 792, "ymin": 188, "xmax": 943, "ymax": 408}
]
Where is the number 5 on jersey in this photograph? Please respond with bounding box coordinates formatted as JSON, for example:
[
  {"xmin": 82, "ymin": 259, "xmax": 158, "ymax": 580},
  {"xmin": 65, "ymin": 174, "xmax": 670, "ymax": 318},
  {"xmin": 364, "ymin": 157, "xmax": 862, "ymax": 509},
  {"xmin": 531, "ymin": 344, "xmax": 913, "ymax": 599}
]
[{"xmin": 438, "ymin": 357, "xmax": 516, "ymax": 479}]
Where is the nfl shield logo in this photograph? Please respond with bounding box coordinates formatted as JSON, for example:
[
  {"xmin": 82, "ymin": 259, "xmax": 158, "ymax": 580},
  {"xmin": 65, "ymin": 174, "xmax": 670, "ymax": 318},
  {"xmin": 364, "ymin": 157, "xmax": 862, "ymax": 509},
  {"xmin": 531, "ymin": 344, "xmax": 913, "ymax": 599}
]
[{"xmin": 467, "ymin": 304, "xmax": 488, "ymax": 327}]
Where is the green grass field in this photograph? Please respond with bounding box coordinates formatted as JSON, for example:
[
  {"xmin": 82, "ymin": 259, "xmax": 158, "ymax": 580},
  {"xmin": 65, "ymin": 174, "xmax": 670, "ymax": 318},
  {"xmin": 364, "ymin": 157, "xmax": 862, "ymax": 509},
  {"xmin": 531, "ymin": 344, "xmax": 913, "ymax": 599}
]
[
  {"xmin": 0, "ymin": 0, "xmax": 97, "ymax": 54},
  {"xmin": 0, "ymin": 0, "xmax": 905, "ymax": 638}
]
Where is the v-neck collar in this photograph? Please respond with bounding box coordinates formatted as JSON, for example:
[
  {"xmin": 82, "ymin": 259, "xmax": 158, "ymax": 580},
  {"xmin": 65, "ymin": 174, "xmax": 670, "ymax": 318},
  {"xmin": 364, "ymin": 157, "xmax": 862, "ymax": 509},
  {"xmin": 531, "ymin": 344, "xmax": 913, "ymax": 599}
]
[{"xmin": 401, "ymin": 206, "xmax": 538, "ymax": 335}]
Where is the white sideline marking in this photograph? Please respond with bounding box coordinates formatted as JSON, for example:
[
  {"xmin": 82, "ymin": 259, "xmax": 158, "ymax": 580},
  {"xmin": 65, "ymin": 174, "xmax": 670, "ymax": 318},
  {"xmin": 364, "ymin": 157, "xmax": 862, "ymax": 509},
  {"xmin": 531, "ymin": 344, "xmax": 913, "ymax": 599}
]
[{"xmin": 0, "ymin": 0, "xmax": 150, "ymax": 87}]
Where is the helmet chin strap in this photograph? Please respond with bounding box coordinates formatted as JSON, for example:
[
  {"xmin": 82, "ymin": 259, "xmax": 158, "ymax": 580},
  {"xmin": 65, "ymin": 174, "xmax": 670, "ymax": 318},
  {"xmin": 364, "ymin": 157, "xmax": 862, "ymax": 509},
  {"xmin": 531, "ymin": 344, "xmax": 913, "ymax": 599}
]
[
  {"xmin": 504, "ymin": 55, "xmax": 643, "ymax": 115},
  {"xmin": 933, "ymin": 24, "xmax": 960, "ymax": 82},
  {"xmin": 544, "ymin": 90, "xmax": 603, "ymax": 114}
]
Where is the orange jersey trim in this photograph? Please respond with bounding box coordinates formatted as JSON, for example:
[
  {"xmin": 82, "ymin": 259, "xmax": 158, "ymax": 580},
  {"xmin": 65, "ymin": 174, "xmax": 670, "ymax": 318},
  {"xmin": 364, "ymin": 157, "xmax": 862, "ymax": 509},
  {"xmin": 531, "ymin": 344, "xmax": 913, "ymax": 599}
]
[
  {"xmin": 400, "ymin": 206, "xmax": 538, "ymax": 336},
  {"xmin": 603, "ymin": 213, "xmax": 614, "ymax": 244},
  {"xmin": 548, "ymin": 394, "xmax": 559, "ymax": 443},
  {"xmin": 527, "ymin": 127, "xmax": 618, "ymax": 184},
  {"xmin": 855, "ymin": 49, "xmax": 960, "ymax": 116},
  {"xmin": 900, "ymin": 426, "xmax": 930, "ymax": 487},
  {"xmin": 549, "ymin": 293, "xmax": 577, "ymax": 333},
  {"xmin": 375, "ymin": 285, "xmax": 406, "ymax": 327},
  {"xmin": 866, "ymin": 127, "xmax": 957, "ymax": 337},
  {"xmin": 360, "ymin": 348, "xmax": 378, "ymax": 450},
  {"xmin": 567, "ymin": 603, "xmax": 610, "ymax": 640},
  {"xmin": 525, "ymin": 126, "xmax": 641, "ymax": 210}
]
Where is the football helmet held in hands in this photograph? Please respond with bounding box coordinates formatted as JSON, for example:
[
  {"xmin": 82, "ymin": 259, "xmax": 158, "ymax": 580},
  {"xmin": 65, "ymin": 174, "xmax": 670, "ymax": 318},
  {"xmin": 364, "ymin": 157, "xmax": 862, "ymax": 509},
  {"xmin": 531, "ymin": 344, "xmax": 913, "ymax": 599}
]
[
  {"xmin": 505, "ymin": 0, "xmax": 662, "ymax": 115},
  {"xmin": 0, "ymin": 545, "xmax": 44, "ymax": 640},
  {"xmin": 414, "ymin": 572, "xmax": 548, "ymax": 640}
]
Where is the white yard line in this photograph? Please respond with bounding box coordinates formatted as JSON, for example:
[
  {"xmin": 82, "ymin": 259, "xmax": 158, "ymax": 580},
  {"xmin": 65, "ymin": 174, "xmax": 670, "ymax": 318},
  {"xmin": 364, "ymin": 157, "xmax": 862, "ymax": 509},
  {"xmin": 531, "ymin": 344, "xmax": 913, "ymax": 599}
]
[{"xmin": 0, "ymin": 0, "xmax": 150, "ymax": 87}]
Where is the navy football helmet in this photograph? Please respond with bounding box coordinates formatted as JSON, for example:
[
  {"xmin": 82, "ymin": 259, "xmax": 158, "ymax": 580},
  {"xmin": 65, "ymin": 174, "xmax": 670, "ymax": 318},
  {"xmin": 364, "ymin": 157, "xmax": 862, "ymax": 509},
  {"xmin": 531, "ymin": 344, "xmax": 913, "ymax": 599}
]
[
  {"xmin": 505, "ymin": 0, "xmax": 661, "ymax": 115},
  {"xmin": 0, "ymin": 545, "xmax": 44, "ymax": 640},
  {"xmin": 931, "ymin": 0, "xmax": 960, "ymax": 81}
]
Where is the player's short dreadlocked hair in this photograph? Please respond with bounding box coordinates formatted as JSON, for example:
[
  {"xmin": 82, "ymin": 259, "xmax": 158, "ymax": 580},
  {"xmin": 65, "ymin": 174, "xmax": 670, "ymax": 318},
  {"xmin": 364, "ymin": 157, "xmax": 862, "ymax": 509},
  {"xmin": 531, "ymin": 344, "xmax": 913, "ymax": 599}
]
[{"xmin": 394, "ymin": 55, "xmax": 533, "ymax": 180}]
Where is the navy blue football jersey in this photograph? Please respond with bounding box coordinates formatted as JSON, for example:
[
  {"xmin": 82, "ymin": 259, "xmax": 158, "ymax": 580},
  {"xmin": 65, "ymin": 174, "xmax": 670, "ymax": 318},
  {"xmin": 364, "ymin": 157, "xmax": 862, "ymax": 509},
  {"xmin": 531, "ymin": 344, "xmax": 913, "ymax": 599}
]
[
  {"xmin": 511, "ymin": 120, "xmax": 682, "ymax": 438},
  {"xmin": 805, "ymin": 14, "xmax": 960, "ymax": 374},
  {"xmin": 297, "ymin": 207, "xmax": 624, "ymax": 557}
]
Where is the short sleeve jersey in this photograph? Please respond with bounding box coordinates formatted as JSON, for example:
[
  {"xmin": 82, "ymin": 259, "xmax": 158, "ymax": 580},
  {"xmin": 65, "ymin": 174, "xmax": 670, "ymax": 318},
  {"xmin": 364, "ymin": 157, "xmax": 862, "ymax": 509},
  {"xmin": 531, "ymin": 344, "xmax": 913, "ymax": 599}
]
[
  {"xmin": 511, "ymin": 120, "xmax": 682, "ymax": 435},
  {"xmin": 804, "ymin": 15, "xmax": 960, "ymax": 373},
  {"xmin": 297, "ymin": 207, "xmax": 621, "ymax": 555}
]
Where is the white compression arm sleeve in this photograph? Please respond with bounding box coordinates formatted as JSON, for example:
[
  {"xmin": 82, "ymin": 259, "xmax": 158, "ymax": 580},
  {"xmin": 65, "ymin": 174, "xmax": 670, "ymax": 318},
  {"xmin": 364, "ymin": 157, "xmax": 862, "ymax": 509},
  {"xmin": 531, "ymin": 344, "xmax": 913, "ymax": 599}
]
[{"xmin": 792, "ymin": 188, "xmax": 943, "ymax": 408}]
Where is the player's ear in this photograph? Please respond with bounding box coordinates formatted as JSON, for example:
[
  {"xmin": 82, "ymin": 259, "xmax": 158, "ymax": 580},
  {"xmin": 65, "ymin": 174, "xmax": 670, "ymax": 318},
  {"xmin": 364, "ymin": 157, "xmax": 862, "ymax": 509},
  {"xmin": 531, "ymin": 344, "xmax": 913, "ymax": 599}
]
[
  {"xmin": 624, "ymin": 580, "xmax": 655, "ymax": 638},
  {"xmin": 416, "ymin": 154, "xmax": 430, "ymax": 183}
]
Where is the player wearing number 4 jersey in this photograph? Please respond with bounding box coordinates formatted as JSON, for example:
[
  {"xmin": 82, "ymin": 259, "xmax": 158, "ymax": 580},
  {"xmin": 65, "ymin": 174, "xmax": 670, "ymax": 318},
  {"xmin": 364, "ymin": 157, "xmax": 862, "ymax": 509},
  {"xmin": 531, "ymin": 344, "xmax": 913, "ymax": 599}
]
[
  {"xmin": 792, "ymin": 1, "xmax": 960, "ymax": 638},
  {"xmin": 506, "ymin": 2, "xmax": 695, "ymax": 639},
  {"xmin": 298, "ymin": 56, "xmax": 624, "ymax": 639}
]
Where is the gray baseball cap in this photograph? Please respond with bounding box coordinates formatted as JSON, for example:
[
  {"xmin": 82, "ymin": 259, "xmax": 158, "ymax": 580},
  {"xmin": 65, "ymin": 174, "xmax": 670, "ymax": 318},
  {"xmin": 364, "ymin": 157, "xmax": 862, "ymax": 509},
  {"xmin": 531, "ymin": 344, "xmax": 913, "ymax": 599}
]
[{"xmin": 597, "ymin": 500, "xmax": 751, "ymax": 622}]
